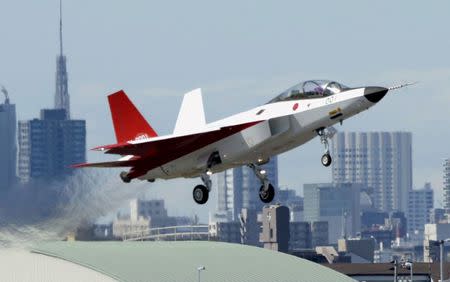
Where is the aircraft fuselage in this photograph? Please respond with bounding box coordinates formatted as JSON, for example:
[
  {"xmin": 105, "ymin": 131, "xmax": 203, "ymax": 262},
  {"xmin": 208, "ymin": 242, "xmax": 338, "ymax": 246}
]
[{"xmin": 139, "ymin": 86, "xmax": 384, "ymax": 181}]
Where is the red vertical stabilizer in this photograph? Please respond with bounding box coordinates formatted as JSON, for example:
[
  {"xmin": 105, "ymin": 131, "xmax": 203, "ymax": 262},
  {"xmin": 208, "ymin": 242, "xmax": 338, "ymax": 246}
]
[{"xmin": 108, "ymin": 90, "xmax": 158, "ymax": 143}]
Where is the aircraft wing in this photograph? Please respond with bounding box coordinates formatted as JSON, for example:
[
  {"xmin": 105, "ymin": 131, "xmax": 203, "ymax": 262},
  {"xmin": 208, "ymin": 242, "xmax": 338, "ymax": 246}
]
[
  {"xmin": 74, "ymin": 121, "xmax": 262, "ymax": 170},
  {"xmin": 98, "ymin": 121, "xmax": 260, "ymax": 156}
]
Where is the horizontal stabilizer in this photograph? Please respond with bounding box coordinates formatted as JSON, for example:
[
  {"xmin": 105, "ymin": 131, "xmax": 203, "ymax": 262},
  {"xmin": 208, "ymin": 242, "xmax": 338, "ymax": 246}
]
[
  {"xmin": 108, "ymin": 90, "xmax": 158, "ymax": 143},
  {"xmin": 174, "ymin": 88, "xmax": 206, "ymax": 135}
]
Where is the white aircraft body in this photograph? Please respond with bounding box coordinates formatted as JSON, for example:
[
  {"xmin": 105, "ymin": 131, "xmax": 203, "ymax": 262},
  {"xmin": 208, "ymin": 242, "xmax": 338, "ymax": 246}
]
[{"xmin": 75, "ymin": 80, "xmax": 410, "ymax": 204}]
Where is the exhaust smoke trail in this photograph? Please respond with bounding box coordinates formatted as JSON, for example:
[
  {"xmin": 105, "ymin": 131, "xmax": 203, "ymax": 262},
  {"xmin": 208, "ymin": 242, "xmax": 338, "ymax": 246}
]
[{"xmin": 0, "ymin": 169, "xmax": 147, "ymax": 248}]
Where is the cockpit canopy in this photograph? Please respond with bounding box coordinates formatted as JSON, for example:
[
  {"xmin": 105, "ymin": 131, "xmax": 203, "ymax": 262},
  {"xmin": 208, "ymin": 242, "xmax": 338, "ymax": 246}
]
[{"xmin": 268, "ymin": 80, "xmax": 349, "ymax": 103}]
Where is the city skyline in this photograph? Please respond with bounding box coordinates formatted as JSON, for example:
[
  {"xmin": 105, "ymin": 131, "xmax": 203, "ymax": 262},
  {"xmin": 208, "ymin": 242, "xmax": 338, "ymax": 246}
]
[{"xmin": 0, "ymin": 1, "xmax": 449, "ymax": 217}]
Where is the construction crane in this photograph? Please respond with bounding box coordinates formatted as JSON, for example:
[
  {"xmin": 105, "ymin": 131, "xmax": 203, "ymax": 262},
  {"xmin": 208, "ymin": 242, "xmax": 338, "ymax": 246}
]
[{"xmin": 1, "ymin": 85, "xmax": 9, "ymax": 104}]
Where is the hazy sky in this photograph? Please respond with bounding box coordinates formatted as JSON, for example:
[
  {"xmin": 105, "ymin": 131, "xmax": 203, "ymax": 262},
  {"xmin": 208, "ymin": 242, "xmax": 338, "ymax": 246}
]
[{"xmin": 1, "ymin": 1, "xmax": 449, "ymax": 218}]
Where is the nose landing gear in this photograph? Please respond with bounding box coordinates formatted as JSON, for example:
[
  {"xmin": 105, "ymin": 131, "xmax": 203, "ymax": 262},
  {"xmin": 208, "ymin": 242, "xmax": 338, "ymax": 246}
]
[
  {"xmin": 321, "ymin": 153, "xmax": 332, "ymax": 167},
  {"xmin": 316, "ymin": 126, "xmax": 336, "ymax": 167}
]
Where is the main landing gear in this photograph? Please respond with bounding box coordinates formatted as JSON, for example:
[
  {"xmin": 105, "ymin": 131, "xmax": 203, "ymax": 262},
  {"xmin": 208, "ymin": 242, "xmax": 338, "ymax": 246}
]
[
  {"xmin": 192, "ymin": 151, "xmax": 220, "ymax": 205},
  {"xmin": 248, "ymin": 163, "xmax": 275, "ymax": 203},
  {"xmin": 193, "ymin": 172, "xmax": 211, "ymax": 205},
  {"xmin": 316, "ymin": 126, "xmax": 336, "ymax": 167}
]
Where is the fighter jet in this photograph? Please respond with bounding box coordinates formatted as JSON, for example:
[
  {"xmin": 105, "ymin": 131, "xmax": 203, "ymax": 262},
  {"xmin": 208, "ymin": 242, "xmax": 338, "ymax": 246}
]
[{"xmin": 74, "ymin": 80, "xmax": 412, "ymax": 204}]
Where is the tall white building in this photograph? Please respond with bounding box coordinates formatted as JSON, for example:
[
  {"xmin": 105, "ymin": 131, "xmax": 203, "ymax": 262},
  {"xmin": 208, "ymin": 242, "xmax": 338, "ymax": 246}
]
[
  {"xmin": 331, "ymin": 132, "xmax": 412, "ymax": 213},
  {"xmin": 216, "ymin": 157, "xmax": 278, "ymax": 221},
  {"xmin": 0, "ymin": 89, "xmax": 16, "ymax": 190},
  {"xmin": 407, "ymin": 183, "xmax": 433, "ymax": 241},
  {"xmin": 444, "ymin": 159, "xmax": 450, "ymax": 215}
]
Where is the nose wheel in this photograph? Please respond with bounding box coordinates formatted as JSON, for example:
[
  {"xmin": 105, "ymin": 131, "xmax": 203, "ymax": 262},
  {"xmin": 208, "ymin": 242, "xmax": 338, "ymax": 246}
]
[
  {"xmin": 321, "ymin": 153, "xmax": 332, "ymax": 167},
  {"xmin": 316, "ymin": 126, "xmax": 336, "ymax": 167}
]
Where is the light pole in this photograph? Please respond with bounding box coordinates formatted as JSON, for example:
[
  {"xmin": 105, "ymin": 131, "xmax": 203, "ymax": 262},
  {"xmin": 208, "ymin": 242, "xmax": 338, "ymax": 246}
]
[
  {"xmin": 439, "ymin": 239, "xmax": 450, "ymax": 282},
  {"xmin": 403, "ymin": 261, "xmax": 413, "ymax": 282},
  {"xmin": 197, "ymin": 266, "xmax": 206, "ymax": 282},
  {"xmin": 391, "ymin": 260, "xmax": 398, "ymax": 282}
]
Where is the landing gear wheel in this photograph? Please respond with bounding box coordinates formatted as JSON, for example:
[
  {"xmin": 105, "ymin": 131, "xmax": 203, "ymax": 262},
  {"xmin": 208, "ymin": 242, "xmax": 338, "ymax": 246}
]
[
  {"xmin": 321, "ymin": 153, "xmax": 332, "ymax": 167},
  {"xmin": 120, "ymin": 171, "xmax": 131, "ymax": 183},
  {"xmin": 259, "ymin": 183, "xmax": 275, "ymax": 203},
  {"xmin": 193, "ymin": 185, "xmax": 209, "ymax": 205}
]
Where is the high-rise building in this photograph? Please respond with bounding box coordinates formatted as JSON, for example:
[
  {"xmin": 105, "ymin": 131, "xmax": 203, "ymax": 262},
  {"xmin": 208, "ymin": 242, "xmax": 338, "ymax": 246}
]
[
  {"xmin": 407, "ymin": 183, "xmax": 433, "ymax": 240},
  {"xmin": 17, "ymin": 4, "xmax": 86, "ymax": 183},
  {"xmin": 0, "ymin": 87, "xmax": 16, "ymax": 190},
  {"xmin": 18, "ymin": 109, "xmax": 86, "ymax": 183},
  {"xmin": 54, "ymin": 1, "xmax": 70, "ymax": 119},
  {"xmin": 331, "ymin": 132, "xmax": 412, "ymax": 213},
  {"xmin": 444, "ymin": 159, "xmax": 450, "ymax": 215},
  {"xmin": 216, "ymin": 157, "xmax": 278, "ymax": 221},
  {"xmin": 303, "ymin": 183, "xmax": 361, "ymax": 244}
]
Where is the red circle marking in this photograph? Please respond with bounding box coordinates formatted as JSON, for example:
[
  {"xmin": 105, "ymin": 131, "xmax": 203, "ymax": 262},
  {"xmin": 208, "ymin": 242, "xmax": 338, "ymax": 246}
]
[{"xmin": 293, "ymin": 103, "xmax": 299, "ymax": 111}]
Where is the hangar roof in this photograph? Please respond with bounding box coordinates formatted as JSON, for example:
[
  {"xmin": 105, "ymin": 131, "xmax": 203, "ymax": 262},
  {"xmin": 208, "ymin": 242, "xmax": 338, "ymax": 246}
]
[
  {"xmin": 0, "ymin": 248, "xmax": 115, "ymax": 282},
  {"xmin": 32, "ymin": 241, "xmax": 356, "ymax": 282}
]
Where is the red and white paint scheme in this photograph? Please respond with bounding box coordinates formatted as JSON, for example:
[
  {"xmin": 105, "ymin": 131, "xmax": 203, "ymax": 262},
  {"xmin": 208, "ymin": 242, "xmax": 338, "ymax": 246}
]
[{"xmin": 74, "ymin": 80, "xmax": 412, "ymax": 205}]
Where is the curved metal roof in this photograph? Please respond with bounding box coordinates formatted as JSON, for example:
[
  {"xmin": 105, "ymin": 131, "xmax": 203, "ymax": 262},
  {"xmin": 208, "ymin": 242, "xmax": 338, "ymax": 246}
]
[
  {"xmin": 32, "ymin": 241, "xmax": 356, "ymax": 282},
  {"xmin": 0, "ymin": 248, "xmax": 115, "ymax": 282}
]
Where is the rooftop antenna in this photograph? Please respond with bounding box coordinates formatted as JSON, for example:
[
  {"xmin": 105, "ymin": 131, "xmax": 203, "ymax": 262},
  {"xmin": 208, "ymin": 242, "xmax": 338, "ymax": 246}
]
[
  {"xmin": 1, "ymin": 85, "xmax": 9, "ymax": 104},
  {"xmin": 59, "ymin": 0, "xmax": 63, "ymax": 56},
  {"xmin": 341, "ymin": 209, "xmax": 348, "ymax": 239}
]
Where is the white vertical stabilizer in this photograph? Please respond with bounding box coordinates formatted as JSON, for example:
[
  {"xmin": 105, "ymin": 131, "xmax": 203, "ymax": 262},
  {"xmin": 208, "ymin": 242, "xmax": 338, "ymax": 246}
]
[{"xmin": 174, "ymin": 88, "xmax": 206, "ymax": 134}]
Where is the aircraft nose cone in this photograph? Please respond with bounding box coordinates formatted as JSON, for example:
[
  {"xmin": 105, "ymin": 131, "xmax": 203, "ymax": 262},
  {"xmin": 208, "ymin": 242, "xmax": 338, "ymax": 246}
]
[{"xmin": 364, "ymin": 86, "xmax": 389, "ymax": 103}]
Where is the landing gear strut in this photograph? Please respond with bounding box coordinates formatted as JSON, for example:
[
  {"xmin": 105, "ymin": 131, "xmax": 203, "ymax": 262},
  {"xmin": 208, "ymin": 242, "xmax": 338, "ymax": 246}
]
[
  {"xmin": 248, "ymin": 163, "xmax": 275, "ymax": 203},
  {"xmin": 316, "ymin": 127, "xmax": 336, "ymax": 167}
]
